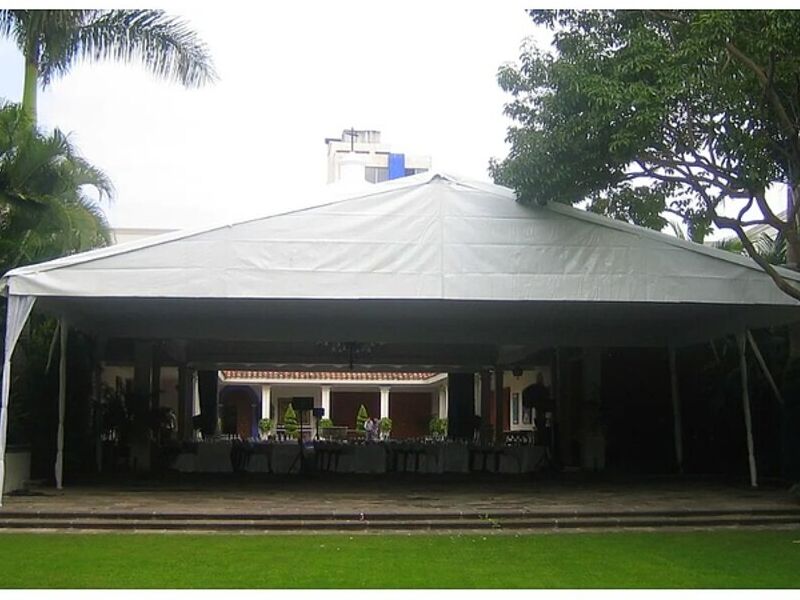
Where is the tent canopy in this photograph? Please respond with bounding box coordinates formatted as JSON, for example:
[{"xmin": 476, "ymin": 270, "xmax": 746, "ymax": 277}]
[{"xmin": 3, "ymin": 171, "xmax": 800, "ymax": 367}]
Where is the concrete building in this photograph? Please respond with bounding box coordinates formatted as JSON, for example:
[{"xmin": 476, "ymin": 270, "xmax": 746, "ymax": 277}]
[{"xmin": 325, "ymin": 129, "xmax": 431, "ymax": 184}]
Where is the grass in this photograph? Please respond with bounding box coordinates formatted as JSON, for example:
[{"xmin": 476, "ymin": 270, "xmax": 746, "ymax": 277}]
[{"xmin": 0, "ymin": 530, "xmax": 799, "ymax": 588}]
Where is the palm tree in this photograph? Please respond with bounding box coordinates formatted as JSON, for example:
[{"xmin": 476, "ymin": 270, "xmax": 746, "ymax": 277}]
[
  {"xmin": 0, "ymin": 9, "xmax": 216, "ymax": 123},
  {"xmin": 0, "ymin": 103, "xmax": 112, "ymax": 274}
]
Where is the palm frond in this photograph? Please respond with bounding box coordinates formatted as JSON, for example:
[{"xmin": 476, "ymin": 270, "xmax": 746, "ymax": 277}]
[
  {"xmin": 711, "ymin": 236, "xmax": 745, "ymax": 255},
  {"xmin": 63, "ymin": 10, "xmax": 217, "ymax": 87},
  {"xmin": 0, "ymin": 103, "xmax": 112, "ymax": 273}
]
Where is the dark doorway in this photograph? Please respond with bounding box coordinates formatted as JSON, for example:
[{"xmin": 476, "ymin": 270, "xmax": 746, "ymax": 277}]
[
  {"xmin": 389, "ymin": 392, "xmax": 433, "ymax": 438},
  {"xmin": 330, "ymin": 391, "xmax": 379, "ymax": 429}
]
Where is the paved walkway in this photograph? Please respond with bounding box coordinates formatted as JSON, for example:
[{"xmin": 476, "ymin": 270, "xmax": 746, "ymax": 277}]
[{"xmin": 2, "ymin": 476, "xmax": 798, "ymax": 517}]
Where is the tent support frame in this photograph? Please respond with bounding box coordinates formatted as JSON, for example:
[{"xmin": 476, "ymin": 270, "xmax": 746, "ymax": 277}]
[
  {"xmin": 55, "ymin": 319, "xmax": 67, "ymax": 489},
  {"xmin": 668, "ymin": 345, "xmax": 683, "ymax": 474},
  {"xmin": 736, "ymin": 332, "xmax": 758, "ymax": 488},
  {"xmin": 746, "ymin": 330, "xmax": 784, "ymax": 406}
]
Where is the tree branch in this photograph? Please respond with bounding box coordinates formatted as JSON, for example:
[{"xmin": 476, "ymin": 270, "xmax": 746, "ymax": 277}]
[{"xmin": 715, "ymin": 214, "xmax": 800, "ymax": 301}]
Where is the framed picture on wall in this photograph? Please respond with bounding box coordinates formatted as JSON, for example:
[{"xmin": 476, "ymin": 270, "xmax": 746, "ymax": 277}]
[{"xmin": 512, "ymin": 392, "xmax": 520, "ymax": 424}]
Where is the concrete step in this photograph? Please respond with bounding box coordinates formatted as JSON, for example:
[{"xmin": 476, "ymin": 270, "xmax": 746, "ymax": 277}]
[
  {"xmin": 0, "ymin": 512, "xmax": 798, "ymax": 532},
  {"xmin": 2, "ymin": 507, "xmax": 799, "ymax": 522}
]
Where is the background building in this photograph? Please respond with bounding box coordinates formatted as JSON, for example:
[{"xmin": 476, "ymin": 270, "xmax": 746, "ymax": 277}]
[{"xmin": 325, "ymin": 129, "xmax": 431, "ymax": 184}]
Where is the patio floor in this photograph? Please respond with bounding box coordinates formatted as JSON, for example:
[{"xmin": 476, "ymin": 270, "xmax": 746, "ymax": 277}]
[{"xmin": 2, "ymin": 475, "xmax": 798, "ymax": 517}]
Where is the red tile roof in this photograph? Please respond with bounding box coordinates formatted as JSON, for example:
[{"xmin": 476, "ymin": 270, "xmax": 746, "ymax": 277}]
[{"xmin": 221, "ymin": 370, "xmax": 439, "ymax": 382}]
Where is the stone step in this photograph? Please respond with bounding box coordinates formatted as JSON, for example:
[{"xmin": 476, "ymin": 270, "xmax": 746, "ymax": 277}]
[
  {"xmin": 2, "ymin": 507, "xmax": 799, "ymax": 522},
  {"xmin": 0, "ymin": 513, "xmax": 797, "ymax": 532}
]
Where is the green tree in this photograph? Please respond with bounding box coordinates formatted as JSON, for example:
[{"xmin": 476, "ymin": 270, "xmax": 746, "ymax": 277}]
[
  {"xmin": 355, "ymin": 404, "xmax": 368, "ymax": 432},
  {"xmin": 0, "ymin": 102, "xmax": 111, "ymax": 274},
  {"xmin": 491, "ymin": 10, "xmax": 800, "ymax": 300},
  {"xmin": 0, "ymin": 9, "xmax": 216, "ymax": 123},
  {"xmin": 283, "ymin": 404, "xmax": 298, "ymax": 439}
]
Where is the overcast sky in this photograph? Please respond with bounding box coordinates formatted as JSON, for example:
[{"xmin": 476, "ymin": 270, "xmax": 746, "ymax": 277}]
[{"xmin": 0, "ymin": 3, "xmax": 547, "ymax": 230}]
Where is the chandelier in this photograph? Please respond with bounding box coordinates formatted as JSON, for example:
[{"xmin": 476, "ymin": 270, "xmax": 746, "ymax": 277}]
[{"xmin": 317, "ymin": 341, "xmax": 380, "ymax": 370}]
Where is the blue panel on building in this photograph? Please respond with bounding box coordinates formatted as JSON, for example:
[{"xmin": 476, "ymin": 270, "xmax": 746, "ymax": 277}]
[{"xmin": 388, "ymin": 153, "xmax": 406, "ymax": 180}]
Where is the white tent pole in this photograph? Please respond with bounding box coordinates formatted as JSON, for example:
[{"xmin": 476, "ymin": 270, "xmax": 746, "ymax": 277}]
[
  {"xmin": 668, "ymin": 346, "xmax": 683, "ymax": 473},
  {"xmin": 45, "ymin": 320, "xmax": 60, "ymax": 373},
  {"xmin": 55, "ymin": 319, "xmax": 67, "ymax": 490},
  {"xmin": 746, "ymin": 331, "xmax": 784, "ymax": 407},
  {"xmin": 736, "ymin": 332, "xmax": 758, "ymax": 488},
  {"xmin": 0, "ymin": 294, "xmax": 36, "ymax": 506}
]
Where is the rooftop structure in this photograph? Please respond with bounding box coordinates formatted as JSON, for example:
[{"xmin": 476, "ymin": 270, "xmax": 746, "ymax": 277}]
[{"xmin": 325, "ymin": 128, "xmax": 431, "ymax": 184}]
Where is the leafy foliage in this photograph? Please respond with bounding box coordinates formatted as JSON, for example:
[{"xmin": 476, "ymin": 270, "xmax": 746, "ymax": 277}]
[
  {"xmin": 378, "ymin": 417, "xmax": 392, "ymax": 433},
  {"xmin": 355, "ymin": 404, "xmax": 368, "ymax": 432},
  {"xmin": 257, "ymin": 418, "xmax": 273, "ymax": 434},
  {"xmin": 0, "ymin": 9, "xmax": 216, "ymax": 120},
  {"xmin": 283, "ymin": 404, "xmax": 298, "ymax": 439},
  {"xmin": 0, "ymin": 9, "xmax": 216, "ymax": 87},
  {"xmin": 0, "ymin": 102, "xmax": 111, "ymax": 274},
  {"xmin": 429, "ymin": 417, "xmax": 447, "ymax": 437},
  {"xmin": 492, "ymin": 10, "xmax": 800, "ymax": 299}
]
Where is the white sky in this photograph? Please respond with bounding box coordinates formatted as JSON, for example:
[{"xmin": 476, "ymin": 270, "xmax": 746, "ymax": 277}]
[{"xmin": 0, "ymin": 2, "xmax": 546, "ymax": 230}]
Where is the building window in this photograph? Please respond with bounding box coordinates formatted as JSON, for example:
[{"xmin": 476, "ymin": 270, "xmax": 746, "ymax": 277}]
[
  {"xmin": 404, "ymin": 168, "xmax": 428, "ymax": 176},
  {"xmin": 365, "ymin": 166, "xmax": 389, "ymax": 183}
]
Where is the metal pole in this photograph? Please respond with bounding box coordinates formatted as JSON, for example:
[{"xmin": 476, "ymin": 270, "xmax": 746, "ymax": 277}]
[
  {"xmin": 55, "ymin": 319, "xmax": 67, "ymax": 490},
  {"xmin": 746, "ymin": 331, "xmax": 784, "ymax": 406},
  {"xmin": 494, "ymin": 367, "xmax": 504, "ymax": 445},
  {"xmin": 736, "ymin": 333, "xmax": 758, "ymax": 488},
  {"xmin": 668, "ymin": 346, "xmax": 683, "ymax": 473}
]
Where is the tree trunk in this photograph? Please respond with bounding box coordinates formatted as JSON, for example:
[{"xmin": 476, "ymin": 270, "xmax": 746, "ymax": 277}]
[
  {"xmin": 786, "ymin": 181, "xmax": 800, "ymax": 270},
  {"xmin": 21, "ymin": 58, "xmax": 39, "ymax": 125}
]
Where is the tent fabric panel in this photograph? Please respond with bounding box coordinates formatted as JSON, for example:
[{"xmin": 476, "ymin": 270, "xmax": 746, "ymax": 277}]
[
  {"xmin": 2, "ymin": 173, "xmax": 800, "ymax": 308},
  {"xmin": 0, "ymin": 294, "xmax": 35, "ymax": 505}
]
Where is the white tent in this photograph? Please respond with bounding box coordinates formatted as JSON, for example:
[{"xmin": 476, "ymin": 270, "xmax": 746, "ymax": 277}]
[{"xmin": 1, "ymin": 171, "xmax": 798, "ymax": 499}]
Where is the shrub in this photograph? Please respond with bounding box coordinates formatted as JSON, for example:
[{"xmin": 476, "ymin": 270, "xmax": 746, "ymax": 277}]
[
  {"xmin": 379, "ymin": 417, "xmax": 392, "ymax": 433},
  {"xmin": 258, "ymin": 418, "xmax": 273, "ymax": 434},
  {"xmin": 356, "ymin": 404, "xmax": 369, "ymax": 432},
  {"xmin": 284, "ymin": 404, "xmax": 298, "ymax": 439},
  {"xmin": 319, "ymin": 417, "xmax": 334, "ymax": 428},
  {"xmin": 429, "ymin": 417, "xmax": 447, "ymax": 437}
]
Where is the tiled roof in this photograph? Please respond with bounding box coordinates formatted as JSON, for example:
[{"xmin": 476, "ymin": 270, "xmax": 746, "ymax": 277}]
[{"xmin": 221, "ymin": 370, "xmax": 439, "ymax": 382}]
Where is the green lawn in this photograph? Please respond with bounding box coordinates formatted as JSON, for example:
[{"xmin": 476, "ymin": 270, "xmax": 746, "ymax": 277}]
[{"xmin": 0, "ymin": 530, "xmax": 798, "ymax": 588}]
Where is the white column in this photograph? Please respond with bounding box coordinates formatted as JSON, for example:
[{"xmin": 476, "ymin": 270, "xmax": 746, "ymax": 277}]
[
  {"xmin": 380, "ymin": 386, "xmax": 390, "ymax": 419},
  {"xmin": 321, "ymin": 385, "xmax": 331, "ymax": 420},
  {"xmin": 55, "ymin": 319, "xmax": 67, "ymax": 490},
  {"xmin": 260, "ymin": 384, "xmax": 271, "ymax": 420},
  {"xmin": 438, "ymin": 385, "xmax": 448, "ymax": 419},
  {"xmin": 191, "ymin": 371, "xmax": 201, "ymax": 417}
]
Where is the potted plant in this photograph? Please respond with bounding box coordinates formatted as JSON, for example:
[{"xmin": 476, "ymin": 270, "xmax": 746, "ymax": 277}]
[
  {"xmin": 429, "ymin": 417, "xmax": 447, "ymax": 441},
  {"xmin": 284, "ymin": 404, "xmax": 299, "ymax": 440},
  {"xmin": 318, "ymin": 417, "xmax": 333, "ymax": 438},
  {"xmin": 258, "ymin": 417, "xmax": 273, "ymax": 440},
  {"xmin": 379, "ymin": 417, "xmax": 393, "ymax": 440},
  {"xmin": 355, "ymin": 404, "xmax": 369, "ymax": 435}
]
